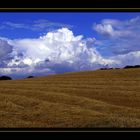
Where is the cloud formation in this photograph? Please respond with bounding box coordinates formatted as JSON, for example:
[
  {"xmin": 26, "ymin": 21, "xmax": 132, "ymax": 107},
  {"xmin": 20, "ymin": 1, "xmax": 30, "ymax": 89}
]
[
  {"xmin": 1, "ymin": 21, "xmax": 140, "ymax": 79},
  {"xmin": 111, "ymin": 51, "xmax": 140, "ymax": 67},
  {"xmin": 93, "ymin": 16, "xmax": 140, "ymax": 55},
  {"xmin": 0, "ymin": 20, "xmax": 72, "ymax": 32},
  {"xmin": 0, "ymin": 28, "xmax": 115, "ymax": 78},
  {"xmin": 0, "ymin": 39, "xmax": 13, "ymax": 58}
]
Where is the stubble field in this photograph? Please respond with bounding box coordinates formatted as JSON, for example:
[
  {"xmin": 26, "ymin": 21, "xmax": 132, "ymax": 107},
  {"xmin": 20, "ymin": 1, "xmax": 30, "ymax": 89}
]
[{"xmin": 0, "ymin": 68, "xmax": 140, "ymax": 128}]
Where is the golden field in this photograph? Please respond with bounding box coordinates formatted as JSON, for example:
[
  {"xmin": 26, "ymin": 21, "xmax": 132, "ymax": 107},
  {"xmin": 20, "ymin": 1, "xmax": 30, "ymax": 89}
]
[{"xmin": 0, "ymin": 68, "xmax": 140, "ymax": 128}]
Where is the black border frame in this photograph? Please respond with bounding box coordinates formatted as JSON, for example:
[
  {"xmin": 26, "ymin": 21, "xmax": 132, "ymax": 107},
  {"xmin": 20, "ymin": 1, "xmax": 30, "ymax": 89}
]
[{"xmin": 0, "ymin": 6, "xmax": 140, "ymax": 133}]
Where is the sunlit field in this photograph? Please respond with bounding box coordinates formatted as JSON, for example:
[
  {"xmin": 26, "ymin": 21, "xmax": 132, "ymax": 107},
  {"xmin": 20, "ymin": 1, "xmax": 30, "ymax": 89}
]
[{"xmin": 0, "ymin": 68, "xmax": 140, "ymax": 128}]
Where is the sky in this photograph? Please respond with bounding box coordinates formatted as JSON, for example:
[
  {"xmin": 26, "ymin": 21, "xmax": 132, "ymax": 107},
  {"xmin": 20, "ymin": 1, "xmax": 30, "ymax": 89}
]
[{"xmin": 0, "ymin": 12, "xmax": 140, "ymax": 79}]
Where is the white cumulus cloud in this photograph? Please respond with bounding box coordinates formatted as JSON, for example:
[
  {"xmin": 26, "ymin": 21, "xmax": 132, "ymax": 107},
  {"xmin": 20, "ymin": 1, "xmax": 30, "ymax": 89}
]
[
  {"xmin": 0, "ymin": 28, "xmax": 115, "ymax": 78},
  {"xmin": 93, "ymin": 16, "xmax": 140, "ymax": 55},
  {"xmin": 1, "ymin": 26, "xmax": 140, "ymax": 79}
]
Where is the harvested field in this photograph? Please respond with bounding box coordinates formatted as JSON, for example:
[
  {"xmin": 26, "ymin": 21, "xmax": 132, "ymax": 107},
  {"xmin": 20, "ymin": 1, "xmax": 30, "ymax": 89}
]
[{"xmin": 0, "ymin": 68, "xmax": 140, "ymax": 128}]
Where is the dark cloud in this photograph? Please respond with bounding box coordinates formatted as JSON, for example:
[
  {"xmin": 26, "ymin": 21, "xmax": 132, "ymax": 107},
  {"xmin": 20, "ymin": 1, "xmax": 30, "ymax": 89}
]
[{"xmin": 0, "ymin": 39, "xmax": 13, "ymax": 58}]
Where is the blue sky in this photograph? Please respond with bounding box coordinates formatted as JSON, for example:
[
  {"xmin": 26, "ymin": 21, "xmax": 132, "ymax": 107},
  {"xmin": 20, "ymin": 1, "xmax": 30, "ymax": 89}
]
[
  {"xmin": 0, "ymin": 12, "xmax": 140, "ymax": 39},
  {"xmin": 0, "ymin": 12, "xmax": 140, "ymax": 79}
]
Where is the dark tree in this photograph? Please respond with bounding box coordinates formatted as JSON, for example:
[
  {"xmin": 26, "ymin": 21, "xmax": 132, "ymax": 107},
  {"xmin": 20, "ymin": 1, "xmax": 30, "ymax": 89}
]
[
  {"xmin": 100, "ymin": 68, "xmax": 108, "ymax": 70},
  {"xmin": 27, "ymin": 76, "xmax": 34, "ymax": 78},
  {"xmin": 0, "ymin": 76, "xmax": 12, "ymax": 80},
  {"xmin": 124, "ymin": 65, "xmax": 140, "ymax": 69},
  {"xmin": 133, "ymin": 65, "xmax": 140, "ymax": 68}
]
